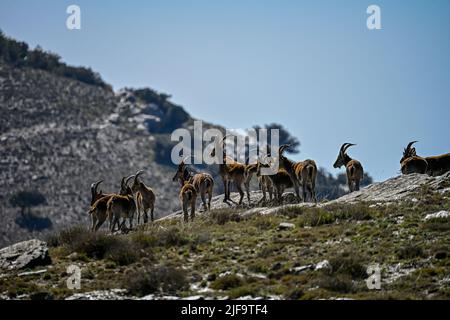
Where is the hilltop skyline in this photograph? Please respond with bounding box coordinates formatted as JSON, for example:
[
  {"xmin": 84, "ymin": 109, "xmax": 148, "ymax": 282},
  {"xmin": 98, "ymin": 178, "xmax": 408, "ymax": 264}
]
[{"xmin": 1, "ymin": 0, "xmax": 449, "ymax": 181}]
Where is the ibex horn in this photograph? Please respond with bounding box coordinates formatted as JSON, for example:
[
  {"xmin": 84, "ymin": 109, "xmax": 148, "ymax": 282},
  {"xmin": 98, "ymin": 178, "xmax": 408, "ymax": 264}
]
[
  {"xmin": 125, "ymin": 174, "xmax": 135, "ymax": 186},
  {"xmin": 134, "ymin": 170, "xmax": 145, "ymax": 183},
  {"xmin": 278, "ymin": 144, "xmax": 290, "ymax": 155},
  {"xmin": 91, "ymin": 180, "xmax": 103, "ymax": 194},
  {"xmin": 343, "ymin": 143, "xmax": 356, "ymax": 153},
  {"xmin": 405, "ymin": 141, "xmax": 418, "ymax": 152}
]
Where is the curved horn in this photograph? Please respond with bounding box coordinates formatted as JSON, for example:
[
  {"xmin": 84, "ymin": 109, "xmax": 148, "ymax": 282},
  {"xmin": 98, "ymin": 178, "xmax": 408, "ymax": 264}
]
[
  {"xmin": 278, "ymin": 144, "xmax": 290, "ymax": 155},
  {"xmin": 133, "ymin": 170, "xmax": 145, "ymax": 182},
  {"xmin": 181, "ymin": 156, "xmax": 190, "ymax": 164},
  {"xmin": 339, "ymin": 143, "xmax": 351, "ymax": 153},
  {"xmin": 91, "ymin": 180, "xmax": 103, "ymax": 194},
  {"xmin": 125, "ymin": 174, "xmax": 135, "ymax": 185},
  {"xmin": 405, "ymin": 141, "xmax": 418, "ymax": 152},
  {"xmin": 343, "ymin": 143, "xmax": 356, "ymax": 153},
  {"xmin": 181, "ymin": 155, "xmax": 196, "ymax": 165}
]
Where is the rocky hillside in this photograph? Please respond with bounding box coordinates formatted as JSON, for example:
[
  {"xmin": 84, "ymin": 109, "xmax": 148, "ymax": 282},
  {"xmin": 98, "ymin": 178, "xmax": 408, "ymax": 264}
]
[
  {"xmin": 0, "ymin": 63, "xmax": 206, "ymax": 247},
  {"xmin": 0, "ymin": 172, "xmax": 448, "ymax": 300}
]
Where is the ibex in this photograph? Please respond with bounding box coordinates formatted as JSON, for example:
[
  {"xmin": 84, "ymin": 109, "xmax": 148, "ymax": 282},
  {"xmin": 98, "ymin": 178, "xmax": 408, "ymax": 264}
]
[
  {"xmin": 400, "ymin": 141, "xmax": 450, "ymax": 176},
  {"xmin": 399, "ymin": 141, "xmax": 428, "ymax": 174},
  {"xmin": 90, "ymin": 180, "xmax": 106, "ymax": 206},
  {"xmin": 172, "ymin": 157, "xmax": 214, "ymax": 211},
  {"xmin": 255, "ymin": 157, "xmax": 293, "ymax": 203},
  {"xmin": 106, "ymin": 176, "xmax": 136, "ymax": 233},
  {"xmin": 88, "ymin": 176, "xmax": 133, "ymax": 232},
  {"xmin": 333, "ymin": 143, "xmax": 364, "ymax": 192},
  {"xmin": 89, "ymin": 180, "xmax": 109, "ymax": 232},
  {"xmin": 131, "ymin": 170, "xmax": 156, "ymax": 223},
  {"xmin": 210, "ymin": 135, "xmax": 249, "ymax": 205},
  {"xmin": 278, "ymin": 145, "xmax": 317, "ymax": 202},
  {"xmin": 178, "ymin": 181, "xmax": 197, "ymax": 223},
  {"xmin": 244, "ymin": 162, "xmax": 274, "ymax": 204}
]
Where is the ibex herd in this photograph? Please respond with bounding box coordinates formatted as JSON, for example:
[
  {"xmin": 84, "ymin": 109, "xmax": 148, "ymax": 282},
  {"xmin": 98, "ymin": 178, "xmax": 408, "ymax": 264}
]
[
  {"xmin": 89, "ymin": 172, "xmax": 155, "ymax": 232},
  {"xmin": 87, "ymin": 136, "xmax": 449, "ymax": 232}
]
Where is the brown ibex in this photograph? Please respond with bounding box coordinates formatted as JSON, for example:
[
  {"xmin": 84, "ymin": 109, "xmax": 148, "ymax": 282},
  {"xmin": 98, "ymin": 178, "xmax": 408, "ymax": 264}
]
[
  {"xmin": 131, "ymin": 170, "xmax": 156, "ymax": 224},
  {"xmin": 333, "ymin": 143, "xmax": 364, "ymax": 192},
  {"xmin": 400, "ymin": 141, "xmax": 450, "ymax": 176},
  {"xmin": 278, "ymin": 145, "xmax": 317, "ymax": 202},
  {"xmin": 106, "ymin": 176, "xmax": 136, "ymax": 233},
  {"xmin": 210, "ymin": 135, "xmax": 249, "ymax": 205},
  {"xmin": 172, "ymin": 157, "xmax": 214, "ymax": 211},
  {"xmin": 244, "ymin": 161, "xmax": 274, "ymax": 204},
  {"xmin": 88, "ymin": 176, "xmax": 133, "ymax": 232},
  {"xmin": 399, "ymin": 141, "xmax": 428, "ymax": 174},
  {"xmin": 178, "ymin": 181, "xmax": 197, "ymax": 223},
  {"xmin": 90, "ymin": 180, "xmax": 106, "ymax": 206},
  {"xmin": 256, "ymin": 157, "xmax": 293, "ymax": 203}
]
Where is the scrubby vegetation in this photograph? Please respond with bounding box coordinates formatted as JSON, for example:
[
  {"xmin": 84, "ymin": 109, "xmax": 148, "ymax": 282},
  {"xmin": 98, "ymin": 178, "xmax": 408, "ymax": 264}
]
[
  {"xmin": 0, "ymin": 30, "xmax": 110, "ymax": 89},
  {"xmin": 1, "ymin": 187, "xmax": 448, "ymax": 300}
]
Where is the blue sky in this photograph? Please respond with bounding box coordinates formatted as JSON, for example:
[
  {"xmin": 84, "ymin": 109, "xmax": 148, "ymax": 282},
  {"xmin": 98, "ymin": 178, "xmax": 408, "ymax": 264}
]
[{"xmin": 1, "ymin": 0, "xmax": 449, "ymax": 181}]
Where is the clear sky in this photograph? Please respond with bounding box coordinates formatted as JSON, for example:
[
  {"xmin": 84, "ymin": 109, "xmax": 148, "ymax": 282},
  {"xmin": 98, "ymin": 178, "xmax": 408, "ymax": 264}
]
[{"xmin": 1, "ymin": 0, "xmax": 449, "ymax": 181}]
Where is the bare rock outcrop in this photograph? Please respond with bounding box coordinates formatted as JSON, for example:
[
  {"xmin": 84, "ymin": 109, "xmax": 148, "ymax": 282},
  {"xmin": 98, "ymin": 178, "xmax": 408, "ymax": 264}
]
[{"xmin": 0, "ymin": 239, "xmax": 51, "ymax": 271}]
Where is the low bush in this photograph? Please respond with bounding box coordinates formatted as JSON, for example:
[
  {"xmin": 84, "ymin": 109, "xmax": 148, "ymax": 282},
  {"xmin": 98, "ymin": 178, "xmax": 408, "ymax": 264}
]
[{"xmin": 123, "ymin": 264, "xmax": 188, "ymax": 297}]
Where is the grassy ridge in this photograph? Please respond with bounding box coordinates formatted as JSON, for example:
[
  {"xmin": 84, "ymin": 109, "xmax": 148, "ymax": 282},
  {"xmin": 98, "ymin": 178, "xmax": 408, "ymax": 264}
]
[{"xmin": 1, "ymin": 189, "xmax": 449, "ymax": 300}]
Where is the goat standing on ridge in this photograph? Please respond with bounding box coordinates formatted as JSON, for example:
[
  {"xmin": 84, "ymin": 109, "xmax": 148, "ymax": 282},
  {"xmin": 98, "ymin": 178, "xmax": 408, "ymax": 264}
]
[
  {"xmin": 278, "ymin": 144, "xmax": 317, "ymax": 203},
  {"xmin": 399, "ymin": 141, "xmax": 428, "ymax": 175},
  {"xmin": 244, "ymin": 161, "xmax": 274, "ymax": 204},
  {"xmin": 333, "ymin": 143, "xmax": 364, "ymax": 192},
  {"xmin": 106, "ymin": 176, "xmax": 136, "ymax": 233},
  {"xmin": 210, "ymin": 135, "xmax": 249, "ymax": 205},
  {"xmin": 131, "ymin": 170, "xmax": 156, "ymax": 224},
  {"xmin": 400, "ymin": 141, "xmax": 450, "ymax": 176},
  {"xmin": 172, "ymin": 157, "xmax": 214, "ymax": 211},
  {"xmin": 88, "ymin": 176, "xmax": 133, "ymax": 232},
  {"xmin": 256, "ymin": 155, "xmax": 293, "ymax": 203}
]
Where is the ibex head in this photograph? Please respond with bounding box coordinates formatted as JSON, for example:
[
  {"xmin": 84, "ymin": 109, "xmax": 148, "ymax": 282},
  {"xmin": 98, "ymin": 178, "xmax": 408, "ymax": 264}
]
[
  {"xmin": 333, "ymin": 143, "xmax": 356, "ymax": 168},
  {"xmin": 90, "ymin": 180, "xmax": 103, "ymax": 205},
  {"xmin": 119, "ymin": 174, "xmax": 135, "ymax": 195},
  {"xmin": 400, "ymin": 141, "xmax": 418, "ymax": 164},
  {"xmin": 172, "ymin": 156, "xmax": 191, "ymax": 183},
  {"xmin": 131, "ymin": 170, "xmax": 146, "ymax": 192},
  {"xmin": 277, "ymin": 144, "xmax": 291, "ymax": 170}
]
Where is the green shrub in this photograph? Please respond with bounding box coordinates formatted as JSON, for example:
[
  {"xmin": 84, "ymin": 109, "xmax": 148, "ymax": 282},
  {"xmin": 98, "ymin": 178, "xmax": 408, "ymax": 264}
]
[
  {"xmin": 328, "ymin": 252, "xmax": 367, "ymax": 279},
  {"xmin": 284, "ymin": 287, "xmax": 305, "ymax": 300},
  {"xmin": 123, "ymin": 264, "xmax": 188, "ymax": 297},
  {"xmin": 210, "ymin": 209, "xmax": 242, "ymax": 225},
  {"xmin": 48, "ymin": 226, "xmax": 140, "ymax": 265},
  {"xmin": 315, "ymin": 275, "xmax": 356, "ymax": 293},
  {"xmin": 210, "ymin": 274, "xmax": 244, "ymax": 290},
  {"xmin": 396, "ymin": 244, "xmax": 425, "ymax": 260},
  {"xmin": 156, "ymin": 226, "xmax": 190, "ymax": 247},
  {"xmin": 228, "ymin": 285, "xmax": 257, "ymax": 299},
  {"xmin": 297, "ymin": 209, "xmax": 335, "ymax": 227}
]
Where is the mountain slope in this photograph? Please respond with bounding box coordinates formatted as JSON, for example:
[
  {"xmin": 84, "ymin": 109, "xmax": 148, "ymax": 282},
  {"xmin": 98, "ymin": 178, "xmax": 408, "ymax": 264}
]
[{"xmin": 0, "ymin": 63, "xmax": 187, "ymax": 246}]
